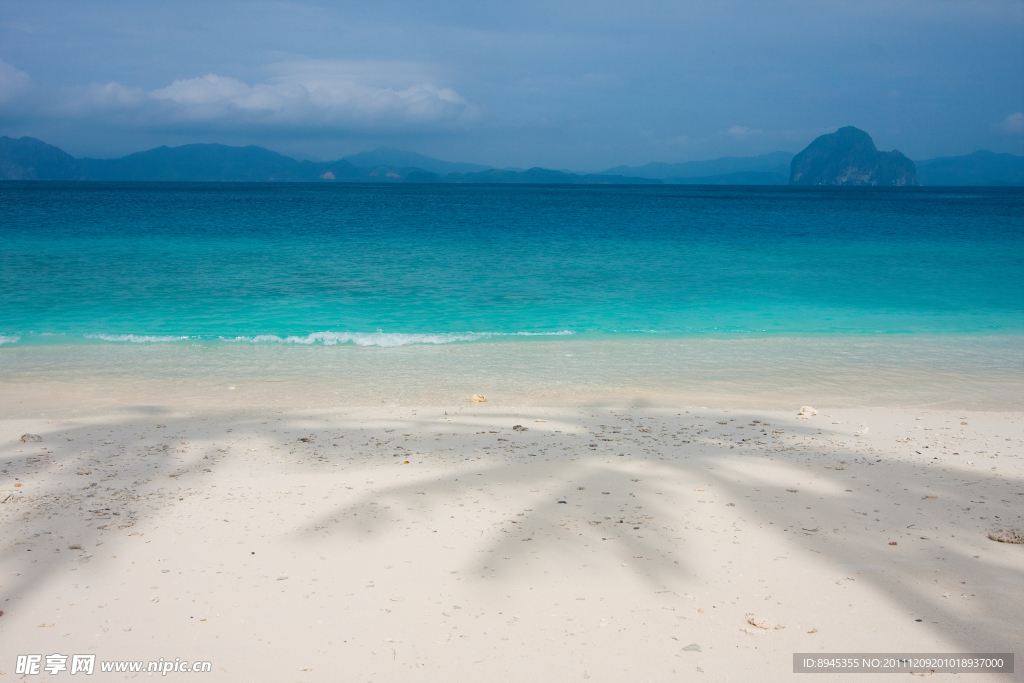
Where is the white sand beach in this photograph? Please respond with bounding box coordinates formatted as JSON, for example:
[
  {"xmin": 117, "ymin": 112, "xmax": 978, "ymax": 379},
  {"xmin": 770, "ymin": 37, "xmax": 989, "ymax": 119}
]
[
  {"xmin": 2, "ymin": 392, "xmax": 1021, "ymax": 681},
  {"xmin": 3, "ymin": 3, "xmax": 1022, "ymax": 680}
]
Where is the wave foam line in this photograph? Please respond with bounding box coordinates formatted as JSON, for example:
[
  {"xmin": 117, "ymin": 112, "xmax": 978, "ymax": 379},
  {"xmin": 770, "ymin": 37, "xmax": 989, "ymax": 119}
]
[
  {"xmin": 84, "ymin": 334, "xmax": 192, "ymax": 343},
  {"xmin": 226, "ymin": 330, "xmax": 574, "ymax": 348},
  {"xmin": 6, "ymin": 330, "xmax": 574, "ymax": 347}
]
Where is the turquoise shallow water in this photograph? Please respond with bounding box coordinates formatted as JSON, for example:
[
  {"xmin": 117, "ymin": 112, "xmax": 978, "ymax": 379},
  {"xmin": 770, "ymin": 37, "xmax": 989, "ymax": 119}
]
[{"xmin": 1, "ymin": 182, "xmax": 1022, "ymax": 346}]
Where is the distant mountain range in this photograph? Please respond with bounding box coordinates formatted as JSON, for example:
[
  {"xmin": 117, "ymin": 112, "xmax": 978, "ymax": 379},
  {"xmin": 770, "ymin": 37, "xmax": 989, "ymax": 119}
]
[
  {"xmin": 0, "ymin": 137, "xmax": 657, "ymax": 185},
  {"xmin": 0, "ymin": 136, "xmax": 81, "ymax": 181},
  {"xmin": 0, "ymin": 135, "xmax": 1021, "ymax": 185},
  {"xmin": 602, "ymin": 151, "xmax": 794, "ymax": 185},
  {"xmin": 916, "ymin": 150, "xmax": 1024, "ymax": 186},
  {"xmin": 340, "ymin": 147, "xmax": 494, "ymax": 175}
]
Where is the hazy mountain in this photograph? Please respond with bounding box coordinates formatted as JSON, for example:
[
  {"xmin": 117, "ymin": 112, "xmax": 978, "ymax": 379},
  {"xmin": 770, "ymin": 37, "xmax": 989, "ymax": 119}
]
[
  {"xmin": 915, "ymin": 150, "xmax": 1024, "ymax": 186},
  {"xmin": 0, "ymin": 138, "xmax": 659, "ymax": 184},
  {"xmin": 406, "ymin": 167, "xmax": 660, "ymax": 185},
  {"xmin": 666, "ymin": 171, "xmax": 790, "ymax": 185},
  {"xmin": 10, "ymin": 135, "xmax": 1021, "ymax": 186},
  {"xmin": 602, "ymin": 145, "xmax": 1024, "ymax": 187},
  {"xmin": 790, "ymin": 126, "xmax": 917, "ymax": 186},
  {"xmin": 603, "ymin": 151, "xmax": 794, "ymax": 182},
  {"xmin": 0, "ymin": 136, "xmax": 83, "ymax": 180},
  {"xmin": 76, "ymin": 144, "xmax": 301, "ymax": 181},
  {"xmin": 77, "ymin": 145, "xmax": 431, "ymax": 183},
  {"xmin": 343, "ymin": 147, "xmax": 494, "ymax": 175}
]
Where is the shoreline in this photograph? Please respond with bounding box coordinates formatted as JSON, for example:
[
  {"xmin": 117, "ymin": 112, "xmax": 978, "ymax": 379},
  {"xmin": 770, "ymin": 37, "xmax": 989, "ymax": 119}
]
[
  {"xmin": 2, "ymin": 399, "xmax": 1021, "ymax": 680},
  {"xmin": 3, "ymin": 335, "xmax": 1023, "ymax": 415}
]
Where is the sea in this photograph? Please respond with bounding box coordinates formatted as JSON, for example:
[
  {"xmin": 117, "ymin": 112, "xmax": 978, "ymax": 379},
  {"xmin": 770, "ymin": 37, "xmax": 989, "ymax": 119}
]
[{"xmin": 1, "ymin": 182, "xmax": 1022, "ymax": 411}]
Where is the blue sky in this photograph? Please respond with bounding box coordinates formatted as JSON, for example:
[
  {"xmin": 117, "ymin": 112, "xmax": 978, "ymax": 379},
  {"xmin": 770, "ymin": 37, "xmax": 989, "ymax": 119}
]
[{"xmin": 0, "ymin": 0, "xmax": 1021, "ymax": 169}]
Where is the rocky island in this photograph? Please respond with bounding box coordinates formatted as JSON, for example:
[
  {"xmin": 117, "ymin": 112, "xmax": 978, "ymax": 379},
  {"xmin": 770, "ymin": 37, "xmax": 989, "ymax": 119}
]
[{"xmin": 790, "ymin": 126, "xmax": 917, "ymax": 186}]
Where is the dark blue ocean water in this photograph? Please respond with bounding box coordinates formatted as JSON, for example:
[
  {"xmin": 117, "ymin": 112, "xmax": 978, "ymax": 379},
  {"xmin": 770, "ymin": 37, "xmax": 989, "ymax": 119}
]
[{"xmin": 1, "ymin": 182, "xmax": 1022, "ymax": 347}]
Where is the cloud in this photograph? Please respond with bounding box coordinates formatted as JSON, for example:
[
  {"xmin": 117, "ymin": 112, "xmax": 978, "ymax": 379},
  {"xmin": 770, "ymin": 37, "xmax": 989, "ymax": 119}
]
[
  {"xmin": 61, "ymin": 81, "xmax": 147, "ymax": 114},
  {"xmin": 1000, "ymin": 112, "xmax": 1024, "ymax": 134},
  {"xmin": 148, "ymin": 68, "xmax": 469, "ymax": 126},
  {"xmin": 0, "ymin": 60, "xmax": 475, "ymax": 134},
  {"xmin": 0, "ymin": 59, "xmax": 32, "ymax": 105},
  {"xmin": 728, "ymin": 125, "xmax": 762, "ymax": 137},
  {"xmin": 151, "ymin": 74, "xmax": 251, "ymax": 107}
]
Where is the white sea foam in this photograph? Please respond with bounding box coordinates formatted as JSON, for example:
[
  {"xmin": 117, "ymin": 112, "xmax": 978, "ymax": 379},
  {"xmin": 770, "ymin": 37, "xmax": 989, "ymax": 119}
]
[
  {"xmin": 84, "ymin": 333, "xmax": 191, "ymax": 343},
  {"xmin": 511, "ymin": 331, "xmax": 574, "ymax": 337},
  {"xmin": 226, "ymin": 330, "xmax": 573, "ymax": 347},
  {"xmin": 11, "ymin": 330, "xmax": 573, "ymax": 347}
]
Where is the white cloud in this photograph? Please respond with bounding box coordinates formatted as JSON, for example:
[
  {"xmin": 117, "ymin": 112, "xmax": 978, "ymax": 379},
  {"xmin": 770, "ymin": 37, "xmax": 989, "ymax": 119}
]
[
  {"xmin": 0, "ymin": 59, "xmax": 32, "ymax": 104},
  {"xmin": 0, "ymin": 60, "xmax": 474, "ymax": 133},
  {"xmin": 146, "ymin": 63, "xmax": 472, "ymax": 127},
  {"xmin": 151, "ymin": 74, "xmax": 250, "ymax": 106},
  {"xmin": 1001, "ymin": 112, "xmax": 1024, "ymax": 134},
  {"xmin": 728, "ymin": 125, "xmax": 762, "ymax": 136},
  {"xmin": 62, "ymin": 81, "xmax": 147, "ymax": 113}
]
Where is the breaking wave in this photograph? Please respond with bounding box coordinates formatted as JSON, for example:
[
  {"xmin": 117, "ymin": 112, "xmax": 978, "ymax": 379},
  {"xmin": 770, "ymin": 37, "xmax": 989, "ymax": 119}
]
[
  {"xmin": 0, "ymin": 330, "xmax": 575, "ymax": 348},
  {"xmin": 226, "ymin": 330, "xmax": 574, "ymax": 347},
  {"xmin": 84, "ymin": 334, "xmax": 192, "ymax": 343}
]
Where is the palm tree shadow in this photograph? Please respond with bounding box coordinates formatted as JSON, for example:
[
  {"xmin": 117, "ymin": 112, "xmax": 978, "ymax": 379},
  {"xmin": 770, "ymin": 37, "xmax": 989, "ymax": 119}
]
[
  {"xmin": 2, "ymin": 406, "xmax": 1019, "ymax": 658},
  {"xmin": 301, "ymin": 433, "xmax": 1024, "ymax": 653}
]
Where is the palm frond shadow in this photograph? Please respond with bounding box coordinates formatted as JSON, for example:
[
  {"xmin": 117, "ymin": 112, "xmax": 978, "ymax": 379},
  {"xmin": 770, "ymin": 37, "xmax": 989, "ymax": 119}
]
[{"xmin": 304, "ymin": 442, "xmax": 1023, "ymax": 651}]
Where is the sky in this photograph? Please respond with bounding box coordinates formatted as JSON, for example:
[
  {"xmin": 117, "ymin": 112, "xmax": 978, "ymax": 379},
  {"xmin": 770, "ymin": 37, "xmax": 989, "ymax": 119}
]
[{"xmin": 0, "ymin": 0, "xmax": 1021, "ymax": 170}]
